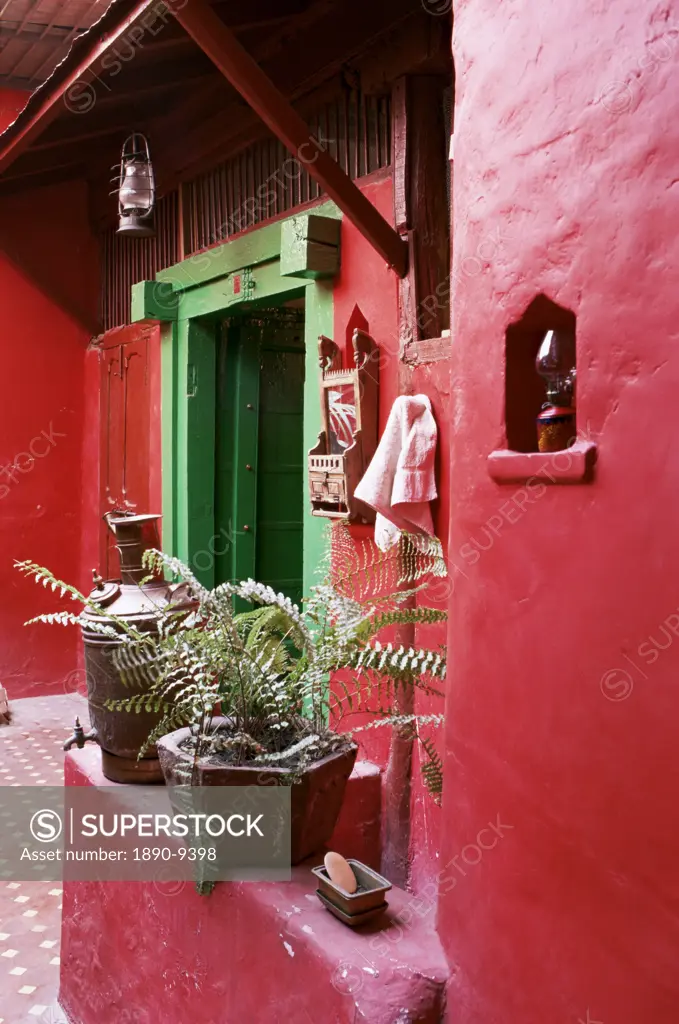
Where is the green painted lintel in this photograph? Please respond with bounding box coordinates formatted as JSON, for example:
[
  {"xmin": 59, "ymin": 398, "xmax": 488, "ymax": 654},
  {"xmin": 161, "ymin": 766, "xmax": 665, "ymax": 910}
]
[
  {"xmin": 157, "ymin": 201, "xmax": 341, "ymax": 294},
  {"xmin": 280, "ymin": 214, "xmax": 341, "ymax": 279},
  {"xmin": 178, "ymin": 261, "xmax": 306, "ymax": 320},
  {"xmin": 131, "ymin": 279, "xmax": 178, "ymax": 322}
]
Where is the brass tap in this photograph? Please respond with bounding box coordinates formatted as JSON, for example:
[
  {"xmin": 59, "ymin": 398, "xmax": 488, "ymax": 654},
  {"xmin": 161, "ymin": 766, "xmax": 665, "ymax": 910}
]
[{"xmin": 63, "ymin": 716, "xmax": 98, "ymax": 752}]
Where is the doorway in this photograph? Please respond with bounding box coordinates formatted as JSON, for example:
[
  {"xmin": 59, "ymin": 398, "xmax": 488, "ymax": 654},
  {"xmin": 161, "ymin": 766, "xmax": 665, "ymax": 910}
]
[
  {"xmin": 214, "ymin": 307, "xmax": 306, "ymax": 606},
  {"xmin": 142, "ymin": 207, "xmax": 338, "ymax": 601}
]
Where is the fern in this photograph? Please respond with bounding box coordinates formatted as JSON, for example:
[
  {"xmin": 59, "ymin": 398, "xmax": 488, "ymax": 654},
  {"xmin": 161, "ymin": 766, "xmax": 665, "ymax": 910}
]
[
  {"xmin": 330, "ymin": 525, "xmax": 447, "ymax": 602},
  {"xmin": 418, "ymin": 733, "xmax": 444, "ymax": 805},
  {"xmin": 17, "ymin": 524, "xmax": 450, "ymax": 800},
  {"xmin": 354, "ymin": 605, "xmax": 447, "ymax": 642},
  {"xmin": 15, "ymin": 560, "xmax": 148, "ymax": 642}
]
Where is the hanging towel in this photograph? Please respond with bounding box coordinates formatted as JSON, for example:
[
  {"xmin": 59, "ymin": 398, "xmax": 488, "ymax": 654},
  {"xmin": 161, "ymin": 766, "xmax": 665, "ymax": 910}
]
[{"xmin": 354, "ymin": 394, "xmax": 438, "ymax": 551}]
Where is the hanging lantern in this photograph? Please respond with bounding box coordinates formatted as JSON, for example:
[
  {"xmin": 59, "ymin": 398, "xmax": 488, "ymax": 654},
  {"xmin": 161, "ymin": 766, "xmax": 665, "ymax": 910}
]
[
  {"xmin": 115, "ymin": 133, "xmax": 155, "ymax": 238},
  {"xmin": 535, "ymin": 328, "xmax": 577, "ymax": 452}
]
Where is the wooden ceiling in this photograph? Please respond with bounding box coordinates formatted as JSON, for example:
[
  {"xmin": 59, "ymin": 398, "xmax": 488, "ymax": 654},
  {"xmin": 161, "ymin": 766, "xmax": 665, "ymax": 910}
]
[
  {"xmin": 0, "ymin": 0, "xmax": 451, "ymax": 220},
  {"xmin": 0, "ymin": 0, "xmax": 111, "ymax": 87}
]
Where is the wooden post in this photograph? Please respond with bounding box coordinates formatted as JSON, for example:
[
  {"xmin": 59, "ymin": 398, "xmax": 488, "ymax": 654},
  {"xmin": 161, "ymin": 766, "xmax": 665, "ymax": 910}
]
[
  {"xmin": 384, "ymin": 72, "xmax": 452, "ymax": 876},
  {"xmin": 381, "ymin": 586, "xmax": 416, "ymax": 889},
  {"xmin": 393, "ymin": 75, "xmax": 451, "ymax": 351},
  {"xmin": 409, "ymin": 76, "xmax": 450, "ymax": 340}
]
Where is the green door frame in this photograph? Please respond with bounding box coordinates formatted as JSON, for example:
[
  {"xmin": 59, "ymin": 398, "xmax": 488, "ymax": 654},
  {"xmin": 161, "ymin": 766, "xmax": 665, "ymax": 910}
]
[{"xmin": 130, "ymin": 205, "xmax": 341, "ymax": 600}]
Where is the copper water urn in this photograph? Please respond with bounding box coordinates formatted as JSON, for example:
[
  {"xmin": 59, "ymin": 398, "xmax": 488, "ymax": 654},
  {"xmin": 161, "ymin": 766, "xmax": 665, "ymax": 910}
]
[{"xmin": 66, "ymin": 512, "xmax": 192, "ymax": 784}]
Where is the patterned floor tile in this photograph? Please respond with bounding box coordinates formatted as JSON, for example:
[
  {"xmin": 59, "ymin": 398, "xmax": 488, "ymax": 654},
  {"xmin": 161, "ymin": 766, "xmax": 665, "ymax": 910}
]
[{"xmin": 0, "ymin": 694, "xmax": 88, "ymax": 1024}]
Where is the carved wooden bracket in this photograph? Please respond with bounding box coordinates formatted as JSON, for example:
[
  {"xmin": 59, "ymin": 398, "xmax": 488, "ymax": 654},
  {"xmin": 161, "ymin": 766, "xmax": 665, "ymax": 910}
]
[{"xmin": 308, "ymin": 328, "xmax": 379, "ymax": 522}]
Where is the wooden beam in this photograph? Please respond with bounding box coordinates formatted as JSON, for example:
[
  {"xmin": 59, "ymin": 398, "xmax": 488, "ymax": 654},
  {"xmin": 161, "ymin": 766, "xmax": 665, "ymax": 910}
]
[
  {"xmin": 0, "ymin": 0, "xmax": 158, "ymax": 177},
  {"xmin": 402, "ymin": 334, "xmax": 451, "ymax": 365},
  {"xmin": 150, "ymin": 3, "xmax": 339, "ymax": 189},
  {"xmin": 156, "ymin": 0, "xmax": 421, "ymax": 199},
  {"xmin": 0, "ymin": 161, "xmax": 85, "ymax": 195},
  {"xmin": 210, "ymin": 0, "xmax": 310, "ymax": 20},
  {"xmin": 25, "ymin": 82, "xmax": 184, "ymax": 156},
  {"xmin": 29, "ymin": 81, "xmax": 186, "ymax": 151},
  {"xmin": 30, "ymin": 122, "xmax": 148, "ymax": 154},
  {"xmin": 0, "ymin": 26, "xmax": 72, "ymax": 45},
  {"xmin": 280, "ymin": 213, "xmax": 341, "ymax": 279},
  {"xmin": 171, "ymin": 0, "xmax": 408, "ymax": 277},
  {"xmin": 77, "ymin": 61, "xmax": 216, "ymax": 109}
]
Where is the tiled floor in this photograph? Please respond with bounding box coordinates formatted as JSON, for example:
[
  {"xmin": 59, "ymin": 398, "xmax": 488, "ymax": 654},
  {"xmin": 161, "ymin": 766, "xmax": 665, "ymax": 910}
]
[{"xmin": 0, "ymin": 694, "xmax": 88, "ymax": 1024}]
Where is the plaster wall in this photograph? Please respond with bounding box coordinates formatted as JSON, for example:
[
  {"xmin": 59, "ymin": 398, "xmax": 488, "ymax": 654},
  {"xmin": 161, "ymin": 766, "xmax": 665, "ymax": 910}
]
[
  {"xmin": 0, "ymin": 90, "xmax": 98, "ymax": 698},
  {"xmin": 440, "ymin": 2, "xmax": 679, "ymax": 1019},
  {"xmin": 333, "ymin": 174, "xmax": 451, "ymax": 896}
]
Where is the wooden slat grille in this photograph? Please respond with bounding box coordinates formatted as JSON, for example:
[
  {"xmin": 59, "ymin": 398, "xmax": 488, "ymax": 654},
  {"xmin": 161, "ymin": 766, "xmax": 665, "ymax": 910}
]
[
  {"xmin": 186, "ymin": 91, "xmax": 391, "ymax": 254},
  {"xmin": 100, "ymin": 191, "xmax": 178, "ymax": 332}
]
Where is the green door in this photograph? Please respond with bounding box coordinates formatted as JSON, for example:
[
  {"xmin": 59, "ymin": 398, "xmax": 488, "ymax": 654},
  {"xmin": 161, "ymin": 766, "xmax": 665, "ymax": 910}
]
[{"xmin": 214, "ymin": 310, "xmax": 305, "ymax": 607}]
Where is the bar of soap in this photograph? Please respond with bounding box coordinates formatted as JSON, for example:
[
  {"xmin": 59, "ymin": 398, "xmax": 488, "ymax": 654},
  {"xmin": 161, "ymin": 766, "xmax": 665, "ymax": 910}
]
[{"xmin": 324, "ymin": 851, "xmax": 357, "ymax": 894}]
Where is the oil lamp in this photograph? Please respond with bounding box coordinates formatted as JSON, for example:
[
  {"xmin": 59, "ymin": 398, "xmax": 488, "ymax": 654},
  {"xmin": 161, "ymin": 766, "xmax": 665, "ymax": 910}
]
[
  {"xmin": 535, "ymin": 328, "xmax": 576, "ymax": 452},
  {"xmin": 115, "ymin": 133, "xmax": 155, "ymax": 238}
]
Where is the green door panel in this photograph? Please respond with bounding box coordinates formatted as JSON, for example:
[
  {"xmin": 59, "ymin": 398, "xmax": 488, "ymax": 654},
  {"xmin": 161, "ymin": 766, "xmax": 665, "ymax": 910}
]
[
  {"xmin": 257, "ymin": 324, "xmax": 305, "ymax": 607},
  {"xmin": 214, "ymin": 321, "xmax": 259, "ymax": 588},
  {"xmin": 214, "ymin": 310, "xmax": 305, "ymax": 608}
]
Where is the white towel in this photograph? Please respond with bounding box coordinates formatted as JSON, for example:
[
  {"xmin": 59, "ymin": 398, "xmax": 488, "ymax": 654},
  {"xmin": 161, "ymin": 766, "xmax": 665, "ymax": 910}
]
[{"xmin": 354, "ymin": 394, "xmax": 438, "ymax": 551}]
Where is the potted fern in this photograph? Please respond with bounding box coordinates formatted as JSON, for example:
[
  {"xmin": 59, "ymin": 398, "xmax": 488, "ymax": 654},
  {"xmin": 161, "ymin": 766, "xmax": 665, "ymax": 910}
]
[{"xmin": 17, "ymin": 528, "xmax": 447, "ymax": 864}]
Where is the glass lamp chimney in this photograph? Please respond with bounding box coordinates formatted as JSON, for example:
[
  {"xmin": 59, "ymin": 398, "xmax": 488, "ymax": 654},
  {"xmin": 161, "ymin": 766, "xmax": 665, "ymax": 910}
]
[
  {"xmin": 116, "ymin": 133, "xmax": 156, "ymax": 238},
  {"xmin": 535, "ymin": 328, "xmax": 577, "ymax": 453},
  {"xmin": 536, "ymin": 328, "xmax": 576, "ymax": 407}
]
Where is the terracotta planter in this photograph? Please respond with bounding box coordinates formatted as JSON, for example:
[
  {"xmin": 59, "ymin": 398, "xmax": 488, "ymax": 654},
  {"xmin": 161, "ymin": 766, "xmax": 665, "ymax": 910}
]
[{"xmin": 156, "ymin": 727, "xmax": 357, "ymax": 864}]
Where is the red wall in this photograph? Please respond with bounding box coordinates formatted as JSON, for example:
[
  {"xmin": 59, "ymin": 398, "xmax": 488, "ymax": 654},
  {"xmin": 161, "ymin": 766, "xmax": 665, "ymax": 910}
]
[
  {"xmin": 441, "ymin": 2, "xmax": 679, "ymax": 1021},
  {"xmin": 0, "ymin": 164, "xmax": 98, "ymax": 698},
  {"xmin": 333, "ymin": 172, "xmax": 450, "ymax": 897}
]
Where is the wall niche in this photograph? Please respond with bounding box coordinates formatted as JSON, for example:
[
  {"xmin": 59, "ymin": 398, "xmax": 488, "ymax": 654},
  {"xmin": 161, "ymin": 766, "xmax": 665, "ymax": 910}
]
[
  {"xmin": 488, "ymin": 294, "xmax": 596, "ymax": 484},
  {"xmin": 505, "ymin": 294, "xmax": 576, "ymax": 453}
]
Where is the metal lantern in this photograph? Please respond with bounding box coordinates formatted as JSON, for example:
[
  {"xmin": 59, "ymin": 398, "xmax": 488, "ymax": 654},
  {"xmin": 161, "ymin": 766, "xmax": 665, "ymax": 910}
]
[{"xmin": 115, "ymin": 133, "xmax": 155, "ymax": 238}]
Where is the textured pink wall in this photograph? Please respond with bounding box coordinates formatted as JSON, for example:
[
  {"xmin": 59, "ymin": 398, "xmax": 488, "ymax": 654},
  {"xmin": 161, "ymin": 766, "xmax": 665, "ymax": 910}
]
[
  {"xmin": 440, "ymin": 2, "xmax": 679, "ymax": 1021},
  {"xmin": 333, "ymin": 172, "xmax": 450, "ymax": 896},
  {"xmin": 0, "ymin": 166, "xmax": 98, "ymax": 698}
]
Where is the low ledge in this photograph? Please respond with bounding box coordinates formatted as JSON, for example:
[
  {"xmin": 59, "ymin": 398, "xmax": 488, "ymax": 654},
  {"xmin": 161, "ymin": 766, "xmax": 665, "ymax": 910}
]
[
  {"xmin": 487, "ymin": 439, "xmax": 597, "ymax": 484},
  {"xmin": 61, "ymin": 749, "xmax": 448, "ymax": 1024},
  {"xmin": 64, "ymin": 746, "xmax": 383, "ymax": 868}
]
